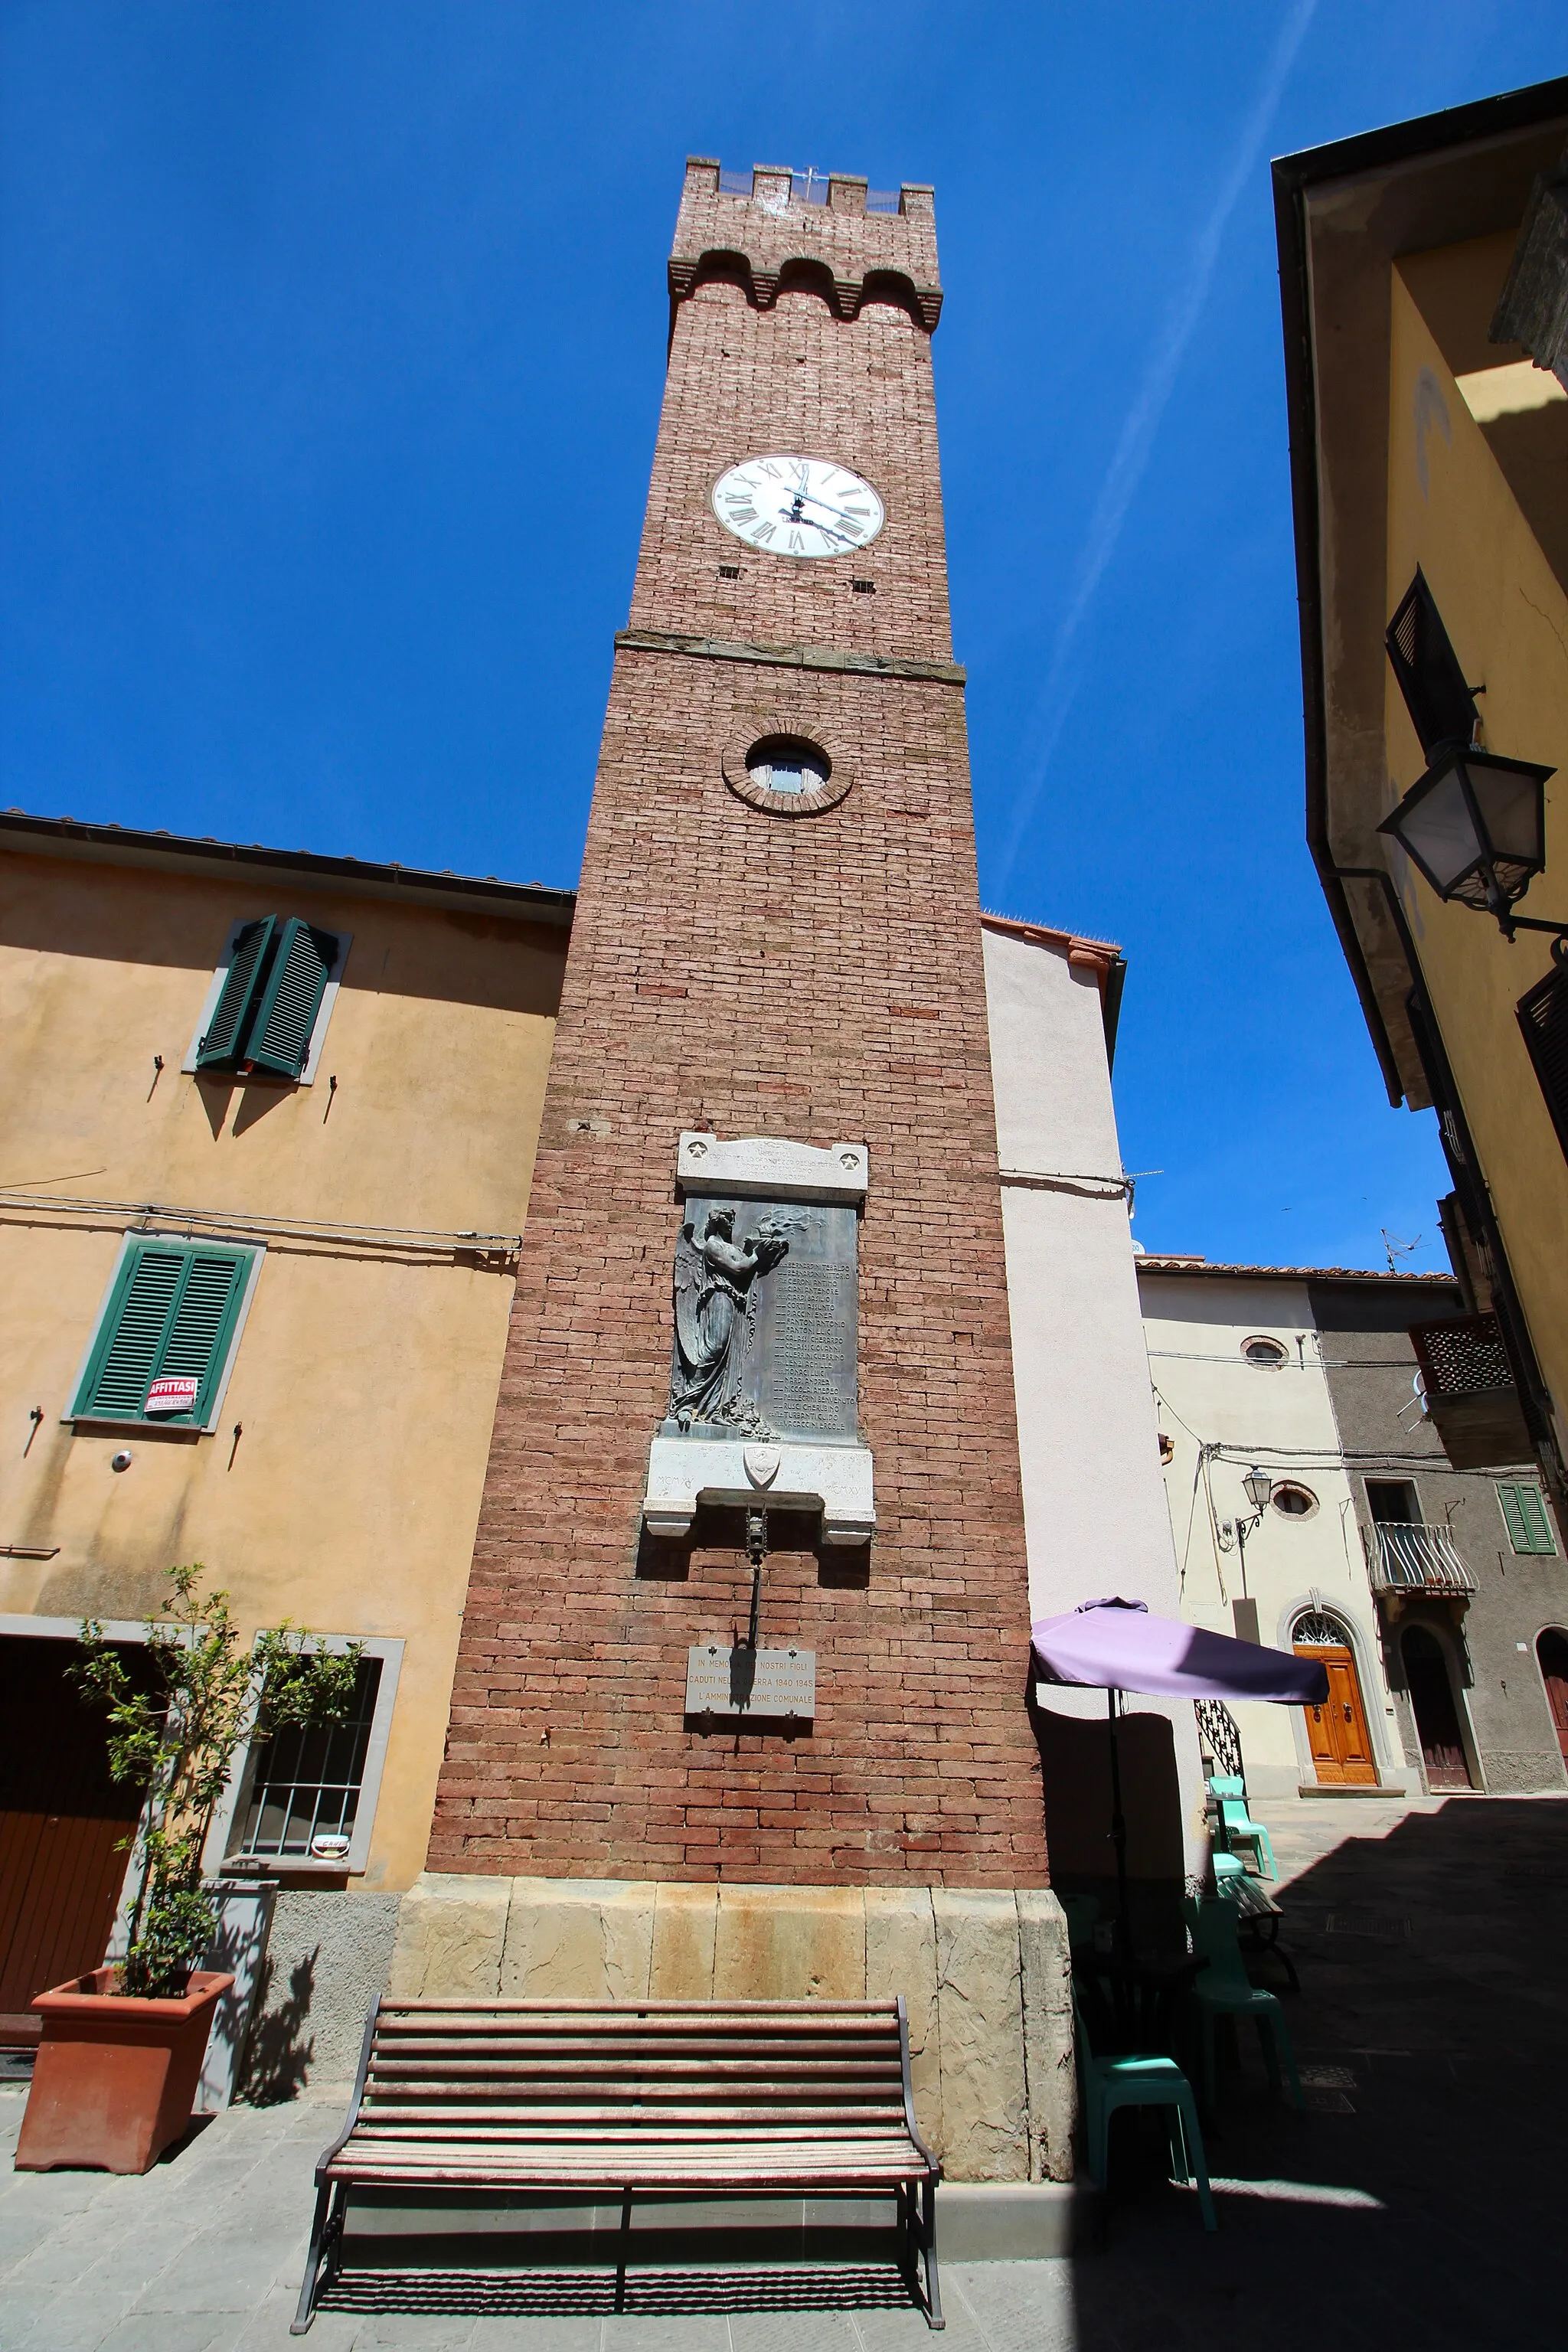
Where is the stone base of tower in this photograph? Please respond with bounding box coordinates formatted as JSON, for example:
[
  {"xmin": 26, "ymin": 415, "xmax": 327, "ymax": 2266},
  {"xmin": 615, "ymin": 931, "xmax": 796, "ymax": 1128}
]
[{"xmin": 387, "ymin": 1873, "xmax": 1076, "ymax": 2184}]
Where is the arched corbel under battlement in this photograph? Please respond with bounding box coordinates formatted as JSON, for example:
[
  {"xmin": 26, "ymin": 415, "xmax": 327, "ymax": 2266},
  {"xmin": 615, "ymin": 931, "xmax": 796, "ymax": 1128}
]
[
  {"xmin": 772, "ymin": 256, "xmax": 847, "ymax": 315},
  {"xmin": 668, "ymin": 249, "xmax": 942, "ymax": 335},
  {"xmin": 855, "ymin": 268, "xmax": 934, "ymax": 328}
]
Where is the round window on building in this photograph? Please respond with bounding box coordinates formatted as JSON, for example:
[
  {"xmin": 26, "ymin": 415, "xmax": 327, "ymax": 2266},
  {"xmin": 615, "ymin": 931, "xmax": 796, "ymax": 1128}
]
[
  {"xmin": 1242, "ymin": 1334, "xmax": 1288, "ymax": 1368},
  {"xmin": 1271, "ymin": 1481, "xmax": 1318, "ymax": 1520},
  {"xmin": 745, "ymin": 736, "xmax": 831, "ymax": 797}
]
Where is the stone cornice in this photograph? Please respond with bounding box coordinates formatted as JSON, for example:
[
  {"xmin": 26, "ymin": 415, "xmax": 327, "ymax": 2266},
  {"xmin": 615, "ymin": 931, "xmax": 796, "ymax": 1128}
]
[{"xmin": 614, "ymin": 628, "xmax": 964, "ymax": 685}]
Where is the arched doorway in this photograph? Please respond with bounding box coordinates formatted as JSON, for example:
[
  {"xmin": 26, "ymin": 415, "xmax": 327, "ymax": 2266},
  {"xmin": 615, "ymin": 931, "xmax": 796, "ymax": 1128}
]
[
  {"xmin": 1292, "ymin": 1610, "xmax": 1377, "ymax": 1785},
  {"xmin": 1536, "ymin": 1630, "xmax": 1568, "ymax": 1765},
  {"xmin": 1400, "ymin": 1624, "xmax": 1475, "ymax": 1790}
]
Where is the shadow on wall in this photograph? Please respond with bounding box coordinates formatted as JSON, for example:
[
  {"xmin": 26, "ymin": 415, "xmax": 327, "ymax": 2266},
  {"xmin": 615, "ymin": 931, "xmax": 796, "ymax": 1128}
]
[
  {"xmin": 240, "ymin": 1890, "xmax": 400, "ymax": 2102},
  {"xmin": 243, "ymin": 1949, "xmax": 317, "ymax": 2105},
  {"xmin": 1034, "ymin": 1702, "xmax": 1185, "ymax": 1949}
]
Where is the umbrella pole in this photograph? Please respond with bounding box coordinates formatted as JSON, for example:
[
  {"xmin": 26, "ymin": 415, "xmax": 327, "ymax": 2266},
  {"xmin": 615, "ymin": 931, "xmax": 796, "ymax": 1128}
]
[{"xmin": 1108, "ymin": 1686, "xmax": 1133, "ymax": 1963}]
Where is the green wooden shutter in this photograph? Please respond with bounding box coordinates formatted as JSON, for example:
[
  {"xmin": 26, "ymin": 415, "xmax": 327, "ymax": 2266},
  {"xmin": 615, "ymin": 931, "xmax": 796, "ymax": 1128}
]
[
  {"xmin": 75, "ymin": 1246, "xmax": 186, "ymax": 1418},
  {"xmin": 196, "ymin": 918, "xmax": 277, "ymax": 1071},
  {"xmin": 1498, "ymin": 1481, "xmax": 1557, "ymax": 1555},
  {"xmin": 1522, "ymin": 1487, "xmax": 1557, "ymax": 1553},
  {"xmin": 74, "ymin": 1240, "xmax": 254, "ymax": 1424},
  {"xmin": 242, "ymin": 920, "xmax": 336, "ymax": 1080},
  {"xmin": 155, "ymin": 1250, "xmax": 253, "ymax": 1420}
]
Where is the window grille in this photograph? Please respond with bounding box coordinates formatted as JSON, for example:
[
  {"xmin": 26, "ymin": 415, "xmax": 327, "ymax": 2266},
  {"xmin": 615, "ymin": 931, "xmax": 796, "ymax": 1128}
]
[
  {"xmin": 1517, "ymin": 962, "xmax": 1568, "ymax": 1166},
  {"xmin": 1409, "ymin": 1312, "xmax": 1514, "ymax": 1401},
  {"xmin": 1292, "ymin": 1610, "xmax": 1348, "ymax": 1647},
  {"xmin": 237, "ymin": 1655, "xmax": 384, "ymax": 1861},
  {"xmin": 1386, "ymin": 570, "xmax": 1480, "ymax": 753},
  {"xmin": 1194, "ymin": 1697, "xmax": 1243, "ymax": 1780}
]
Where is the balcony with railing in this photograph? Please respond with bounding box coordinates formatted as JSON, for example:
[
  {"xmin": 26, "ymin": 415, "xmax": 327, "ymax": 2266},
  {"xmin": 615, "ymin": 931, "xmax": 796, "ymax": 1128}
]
[
  {"xmin": 1362, "ymin": 1520, "xmax": 1478, "ymax": 1598},
  {"xmin": 1409, "ymin": 1312, "xmax": 1534, "ymax": 1469}
]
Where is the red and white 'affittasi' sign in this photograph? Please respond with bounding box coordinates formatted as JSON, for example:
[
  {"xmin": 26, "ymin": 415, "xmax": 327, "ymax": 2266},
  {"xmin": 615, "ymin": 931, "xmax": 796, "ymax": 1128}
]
[{"xmin": 145, "ymin": 1375, "xmax": 200, "ymax": 1416}]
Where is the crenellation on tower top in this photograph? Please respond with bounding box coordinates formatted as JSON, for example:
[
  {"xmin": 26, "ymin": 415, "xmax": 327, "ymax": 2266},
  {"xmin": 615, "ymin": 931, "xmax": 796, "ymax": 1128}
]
[{"xmin": 671, "ymin": 157, "xmax": 942, "ymax": 331}]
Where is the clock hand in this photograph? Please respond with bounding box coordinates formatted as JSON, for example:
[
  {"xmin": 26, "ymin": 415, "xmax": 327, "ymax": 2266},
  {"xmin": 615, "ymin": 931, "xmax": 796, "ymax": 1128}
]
[
  {"xmin": 792, "ymin": 487, "xmax": 871, "ymax": 528},
  {"xmin": 771, "ymin": 501, "xmax": 855, "ymax": 547}
]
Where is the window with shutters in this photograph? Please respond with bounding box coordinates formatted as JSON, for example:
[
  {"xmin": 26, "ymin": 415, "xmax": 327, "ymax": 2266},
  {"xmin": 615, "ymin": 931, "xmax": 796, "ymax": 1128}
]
[
  {"xmin": 183, "ymin": 916, "xmax": 349, "ymax": 1084},
  {"xmin": 1517, "ymin": 962, "xmax": 1568, "ymax": 1166},
  {"xmin": 1497, "ymin": 1480, "xmax": 1558, "ymax": 1557},
  {"xmin": 68, "ymin": 1236, "xmax": 261, "ymax": 1431},
  {"xmin": 1386, "ymin": 570, "xmax": 1480, "ymax": 754}
]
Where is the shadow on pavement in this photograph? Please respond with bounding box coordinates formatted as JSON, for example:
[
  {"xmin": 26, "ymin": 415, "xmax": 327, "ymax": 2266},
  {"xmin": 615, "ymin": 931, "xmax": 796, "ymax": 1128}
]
[
  {"xmin": 1073, "ymin": 1796, "xmax": 1568, "ymax": 2351},
  {"xmin": 321, "ymin": 2258, "xmax": 923, "ymax": 2318}
]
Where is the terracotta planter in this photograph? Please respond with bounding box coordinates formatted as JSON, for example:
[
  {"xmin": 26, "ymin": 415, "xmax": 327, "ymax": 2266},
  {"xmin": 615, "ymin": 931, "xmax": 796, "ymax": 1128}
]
[{"xmin": 14, "ymin": 1967, "xmax": 234, "ymax": 2174}]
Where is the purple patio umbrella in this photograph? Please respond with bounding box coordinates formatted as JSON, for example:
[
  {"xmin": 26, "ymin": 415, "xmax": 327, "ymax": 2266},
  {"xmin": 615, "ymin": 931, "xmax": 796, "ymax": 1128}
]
[{"xmin": 1031, "ymin": 1598, "xmax": 1329, "ymax": 1953}]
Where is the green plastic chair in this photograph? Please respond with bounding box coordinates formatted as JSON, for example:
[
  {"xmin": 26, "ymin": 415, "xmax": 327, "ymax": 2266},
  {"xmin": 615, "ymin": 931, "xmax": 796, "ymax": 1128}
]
[
  {"xmin": 1211, "ymin": 1850, "xmax": 1247, "ymax": 1896},
  {"xmin": 1073, "ymin": 1986, "xmax": 1217, "ymax": 2230},
  {"xmin": 1207, "ymin": 1774, "xmax": 1276, "ymax": 1880},
  {"xmin": 1184, "ymin": 1894, "xmax": 1303, "ymax": 2114}
]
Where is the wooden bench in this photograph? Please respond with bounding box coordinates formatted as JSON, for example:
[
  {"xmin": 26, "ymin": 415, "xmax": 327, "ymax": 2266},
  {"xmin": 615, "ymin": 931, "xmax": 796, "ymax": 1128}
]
[{"xmin": 292, "ymin": 1995, "xmax": 944, "ymax": 2331}]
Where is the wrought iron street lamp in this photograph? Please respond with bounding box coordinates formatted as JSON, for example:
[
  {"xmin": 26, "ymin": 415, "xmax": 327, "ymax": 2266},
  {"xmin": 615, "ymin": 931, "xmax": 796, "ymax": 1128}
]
[
  {"xmin": 1377, "ymin": 741, "xmax": 1560, "ymax": 945},
  {"xmin": 1229, "ymin": 1466, "xmax": 1274, "ymax": 1606},
  {"xmin": 1241, "ymin": 1466, "xmax": 1273, "ymax": 1512}
]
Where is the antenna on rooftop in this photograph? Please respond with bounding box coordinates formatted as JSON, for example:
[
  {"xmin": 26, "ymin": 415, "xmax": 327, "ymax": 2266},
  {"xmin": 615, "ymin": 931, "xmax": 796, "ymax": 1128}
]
[{"xmin": 1381, "ymin": 1227, "xmax": 1421, "ymax": 1272}]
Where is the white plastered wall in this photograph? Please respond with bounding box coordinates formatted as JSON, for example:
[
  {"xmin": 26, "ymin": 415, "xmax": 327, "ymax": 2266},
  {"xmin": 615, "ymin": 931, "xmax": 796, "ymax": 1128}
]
[
  {"xmin": 1138, "ymin": 1272, "xmax": 1415, "ymax": 1802},
  {"xmin": 982, "ymin": 925, "xmax": 1209, "ymax": 1881}
]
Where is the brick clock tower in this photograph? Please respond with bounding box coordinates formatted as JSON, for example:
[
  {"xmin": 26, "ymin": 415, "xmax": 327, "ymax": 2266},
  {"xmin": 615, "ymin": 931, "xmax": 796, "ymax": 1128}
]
[{"xmin": 410, "ymin": 162, "xmax": 1073, "ymax": 2185}]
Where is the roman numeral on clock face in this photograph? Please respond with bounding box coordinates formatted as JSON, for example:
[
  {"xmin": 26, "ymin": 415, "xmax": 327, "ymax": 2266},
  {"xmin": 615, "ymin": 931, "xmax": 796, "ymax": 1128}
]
[{"xmin": 712, "ymin": 455, "xmax": 884, "ymax": 559}]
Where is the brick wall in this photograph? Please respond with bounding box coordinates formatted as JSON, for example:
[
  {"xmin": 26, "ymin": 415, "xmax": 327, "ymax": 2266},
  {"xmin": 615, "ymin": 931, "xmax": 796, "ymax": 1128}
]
[{"xmin": 427, "ymin": 167, "xmax": 1048, "ymax": 1886}]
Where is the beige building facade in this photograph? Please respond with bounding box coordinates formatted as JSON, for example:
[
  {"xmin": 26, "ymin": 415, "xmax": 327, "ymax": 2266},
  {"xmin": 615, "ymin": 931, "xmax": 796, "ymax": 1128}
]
[
  {"xmin": 0, "ymin": 812, "xmax": 569, "ymax": 2049},
  {"xmin": 1275, "ymin": 78, "xmax": 1568, "ymax": 1530}
]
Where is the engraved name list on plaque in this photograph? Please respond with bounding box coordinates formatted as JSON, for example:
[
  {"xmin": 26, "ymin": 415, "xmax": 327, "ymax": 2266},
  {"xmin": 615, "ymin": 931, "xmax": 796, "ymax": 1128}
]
[{"xmin": 642, "ymin": 1133, "xmax": 875, "ymax": 1547}]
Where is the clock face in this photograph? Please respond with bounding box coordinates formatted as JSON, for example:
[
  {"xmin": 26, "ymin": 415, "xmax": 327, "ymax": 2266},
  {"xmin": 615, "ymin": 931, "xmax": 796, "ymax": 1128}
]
[{"xmin": 711, "ymin": 454, "xmax": 884, "ymax": 560}]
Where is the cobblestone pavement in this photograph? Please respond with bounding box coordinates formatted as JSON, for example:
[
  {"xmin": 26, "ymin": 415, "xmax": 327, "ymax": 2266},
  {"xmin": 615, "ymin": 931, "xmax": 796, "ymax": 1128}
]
[{"xmin": 4, "ymin": 1791, "xmax": 1565, "ymax": 2350}]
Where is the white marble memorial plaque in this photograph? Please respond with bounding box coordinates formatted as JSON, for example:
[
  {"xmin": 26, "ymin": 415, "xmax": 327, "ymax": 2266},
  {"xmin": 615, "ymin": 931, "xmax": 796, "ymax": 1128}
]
[{"xmin": 685, "ymin": 1643, "xmax": 816, "ymax": 1719}]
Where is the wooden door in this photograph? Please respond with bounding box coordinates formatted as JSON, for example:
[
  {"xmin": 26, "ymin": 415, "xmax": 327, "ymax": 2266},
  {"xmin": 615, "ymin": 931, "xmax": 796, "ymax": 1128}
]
[
  {"xmin": 1401, "ymin": 1625, "xmax": 1474, "ymax": 1790},
  {"xmin": 1537, "ymin": 1631, "xmax": 1568, "ymax": 1763},
  {"xmin": 1296, "ymin": 1643, "xmax": 1379, "ymax": 1785},
  {"xmin": 0, "ymin": 1638, "xmax": 146, "ymax": 2043}
]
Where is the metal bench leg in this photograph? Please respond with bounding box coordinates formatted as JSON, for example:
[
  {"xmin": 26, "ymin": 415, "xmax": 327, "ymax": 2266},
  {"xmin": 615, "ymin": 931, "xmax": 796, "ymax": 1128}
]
[
  {"xmin": 919, "ymin": 2178, "xmax": 945, "ymax": 2331},
  {"xmin": 290, "ymin": 2180, "xmax": 336, "ymax": 2335}
]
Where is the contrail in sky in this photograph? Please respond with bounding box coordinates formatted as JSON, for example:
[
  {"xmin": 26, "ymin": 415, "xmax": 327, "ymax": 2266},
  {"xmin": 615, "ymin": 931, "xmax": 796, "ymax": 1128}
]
[{"xmin": 994, "ymin": 0, "xmax": 1318, "ymax": 893}]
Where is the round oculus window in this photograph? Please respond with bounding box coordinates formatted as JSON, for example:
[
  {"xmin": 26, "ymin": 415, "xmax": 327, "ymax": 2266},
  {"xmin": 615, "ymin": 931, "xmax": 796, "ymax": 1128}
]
[
  {"xmin": 1242, "ymin": 1334, "xmax": 1288, "ymax": 1368},
  {"xmin": 1270, "ymin": 1481, "xmax": 1318, "ymax": 1519},
  {"xmin": 746, "ymin": 740, "xmax": 830, "ymax": 797},
  {"xmin": 724, "ymin": 732, "xmax": 853, "ymax": 818}
]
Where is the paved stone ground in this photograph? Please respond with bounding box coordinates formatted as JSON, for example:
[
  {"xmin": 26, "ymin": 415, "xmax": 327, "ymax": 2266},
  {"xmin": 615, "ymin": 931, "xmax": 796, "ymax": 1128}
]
[{"xmin": 4, "ymin": 1792, "xmax": 1566, "ymax": 2350}]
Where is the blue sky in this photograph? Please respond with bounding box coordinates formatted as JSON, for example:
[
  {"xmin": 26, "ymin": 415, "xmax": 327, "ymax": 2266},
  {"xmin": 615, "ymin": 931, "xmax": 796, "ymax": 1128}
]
[{"xmin": 3, "ymin": 4, "xmax": 1563, "ymax": 1269}]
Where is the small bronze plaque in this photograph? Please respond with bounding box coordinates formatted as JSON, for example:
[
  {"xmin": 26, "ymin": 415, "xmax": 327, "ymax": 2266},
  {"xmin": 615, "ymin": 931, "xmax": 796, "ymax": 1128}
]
[{"xmin": 685, "ymin": 1643, "xmax": 816, "ymax": 1719}]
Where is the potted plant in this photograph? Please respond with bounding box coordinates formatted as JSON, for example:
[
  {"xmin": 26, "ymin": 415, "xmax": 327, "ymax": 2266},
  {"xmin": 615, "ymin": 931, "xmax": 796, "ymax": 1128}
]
[{"xmin": 15, "ymin": 1563, "xmax": 361, "ymax": 2174}]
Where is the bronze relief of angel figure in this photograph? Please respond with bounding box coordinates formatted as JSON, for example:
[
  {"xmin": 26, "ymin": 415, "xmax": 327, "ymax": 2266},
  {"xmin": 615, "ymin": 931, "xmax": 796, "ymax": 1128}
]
[{"xmin": 669, "ymin": 1205, "xmax": 792, "ymax": 1431}]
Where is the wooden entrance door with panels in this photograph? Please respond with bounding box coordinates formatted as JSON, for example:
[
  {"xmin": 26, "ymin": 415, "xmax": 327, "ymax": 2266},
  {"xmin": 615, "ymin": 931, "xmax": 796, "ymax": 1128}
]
[{"xmin": 1294, "ymin": 1614, "xmax": 1378, "ymax": 1785}]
